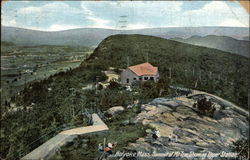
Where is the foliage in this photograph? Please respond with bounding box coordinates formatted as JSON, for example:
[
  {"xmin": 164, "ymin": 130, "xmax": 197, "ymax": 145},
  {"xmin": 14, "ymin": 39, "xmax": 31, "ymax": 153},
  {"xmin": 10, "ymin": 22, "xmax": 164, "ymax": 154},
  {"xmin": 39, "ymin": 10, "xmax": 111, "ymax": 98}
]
[
  {"xmin": 107, "ymin": 80, "xmax": 121, "ymax": 90},
  {"xmin": 231, "ymin": 138, "xmax": 249, "ymax": 160},
  {"xmin": 132, "ymin": 78, "xmax": 170, "ymax": 100},
  {"xmin": 193, "ymin": 98, "xmax": 216, "ymax": 117}
]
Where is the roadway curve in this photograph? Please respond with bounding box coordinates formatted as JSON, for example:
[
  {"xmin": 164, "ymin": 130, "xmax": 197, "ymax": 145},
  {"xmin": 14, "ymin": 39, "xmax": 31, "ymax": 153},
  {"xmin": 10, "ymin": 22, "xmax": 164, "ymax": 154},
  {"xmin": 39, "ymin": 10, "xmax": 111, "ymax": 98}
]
[
  {"xmin": 170, "ymin": 85, "xmax": 249, "ymax": 117},
  {"xmin": 189, "ymin": 90, "xmax": 249, "ymax": 117}
]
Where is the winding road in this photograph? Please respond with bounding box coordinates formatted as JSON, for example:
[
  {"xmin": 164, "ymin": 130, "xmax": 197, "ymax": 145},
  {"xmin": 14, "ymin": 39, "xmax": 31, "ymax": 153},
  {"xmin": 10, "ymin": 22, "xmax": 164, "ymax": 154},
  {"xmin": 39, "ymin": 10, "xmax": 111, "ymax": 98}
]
[{"xmin": 172, "ymin": 86, "xmax": 249, "ymax": 117}]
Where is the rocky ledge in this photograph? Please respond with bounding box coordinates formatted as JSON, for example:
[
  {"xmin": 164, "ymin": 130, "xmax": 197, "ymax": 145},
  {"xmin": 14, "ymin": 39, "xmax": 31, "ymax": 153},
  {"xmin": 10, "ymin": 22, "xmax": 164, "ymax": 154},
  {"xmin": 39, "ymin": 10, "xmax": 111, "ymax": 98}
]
[{"xmin": 122, "ymin": 97, "xmax": 249, "ymax": 159}]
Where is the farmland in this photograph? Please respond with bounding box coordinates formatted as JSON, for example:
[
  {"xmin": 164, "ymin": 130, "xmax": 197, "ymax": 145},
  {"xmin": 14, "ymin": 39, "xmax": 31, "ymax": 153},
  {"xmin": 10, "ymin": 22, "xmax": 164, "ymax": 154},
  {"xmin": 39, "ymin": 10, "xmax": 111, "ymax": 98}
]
[{"xmin": 1, "ymin": 41, "xmax": 93, "ymax": 104}]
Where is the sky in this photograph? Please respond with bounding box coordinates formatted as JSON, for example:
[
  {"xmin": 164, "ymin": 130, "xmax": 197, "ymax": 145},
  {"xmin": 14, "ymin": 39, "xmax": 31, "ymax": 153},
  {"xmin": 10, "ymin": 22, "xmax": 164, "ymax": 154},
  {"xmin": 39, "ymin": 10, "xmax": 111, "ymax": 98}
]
[{"xmin": 1, "ymin": 0, "xmax": 249, "ymax": 31}]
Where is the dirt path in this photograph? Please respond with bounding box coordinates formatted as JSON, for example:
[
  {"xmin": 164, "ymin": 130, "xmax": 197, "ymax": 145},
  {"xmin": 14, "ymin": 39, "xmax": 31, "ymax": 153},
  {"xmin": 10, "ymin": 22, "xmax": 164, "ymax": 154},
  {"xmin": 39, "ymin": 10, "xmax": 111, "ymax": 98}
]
[{"xmin": 21, "ymin": 113, "xmax": 108, "ymax": 160}]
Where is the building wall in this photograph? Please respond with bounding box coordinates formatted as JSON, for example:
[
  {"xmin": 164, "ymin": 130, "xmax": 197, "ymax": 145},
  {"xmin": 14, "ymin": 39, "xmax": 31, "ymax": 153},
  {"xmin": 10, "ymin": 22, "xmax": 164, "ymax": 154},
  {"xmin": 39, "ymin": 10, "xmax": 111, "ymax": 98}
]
[
  {"xmin": 121, "ymin": 69, "xmax": 160, "ymax": 85},
  {"xmin": 141, "ymin": 71, "xmax": 159, "ymax": 82},
  {"xmin": 121, "ymin": 69, "xmax": 139, "ymax": 85}
]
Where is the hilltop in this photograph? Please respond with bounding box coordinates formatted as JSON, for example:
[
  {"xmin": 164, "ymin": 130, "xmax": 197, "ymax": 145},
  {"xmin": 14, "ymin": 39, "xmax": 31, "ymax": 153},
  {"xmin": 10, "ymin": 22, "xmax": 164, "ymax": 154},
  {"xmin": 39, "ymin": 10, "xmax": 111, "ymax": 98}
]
[
  {"xmin": 85, "ymin": 34, "xmax": 248, "ymax": 108},
  {"xmin": 1, "ymin": 34, "xmax": 248, "ymax": 159},
  {"xmin": 171, "ymin": 35, "xmax": 250, "ymax": 57}
]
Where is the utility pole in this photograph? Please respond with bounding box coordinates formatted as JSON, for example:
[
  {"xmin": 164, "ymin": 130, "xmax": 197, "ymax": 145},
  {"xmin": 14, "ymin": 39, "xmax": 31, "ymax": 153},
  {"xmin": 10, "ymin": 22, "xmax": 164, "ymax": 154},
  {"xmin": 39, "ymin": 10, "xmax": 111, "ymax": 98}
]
[
  {"xmin": 248, "ymin": 89, "xmax": 250, "ymax": 111},
  {"xmin": 169, "ymin": 67, "xmax": 172, "ymax": 79},
  {"xmin": 70, "ymin": 88, "xmax": 75, "ymax": 118},
  {"xmin": 127, "ymin": 56, "xmax": 130, "ymax": 67},
  {"xmin": 199, "ymin": 70, "xmax": 202, "ymax": 81},
  {"xmin": 194, "ymin": 79, "xmax": 198, "ymax": 88},
  {"xmin": 146, "ymin": 52, "xmax": 149, "ymax": 62},
  {"xmin": 118, "ymin": 15, "xmax": 128, "ymax": 34}
]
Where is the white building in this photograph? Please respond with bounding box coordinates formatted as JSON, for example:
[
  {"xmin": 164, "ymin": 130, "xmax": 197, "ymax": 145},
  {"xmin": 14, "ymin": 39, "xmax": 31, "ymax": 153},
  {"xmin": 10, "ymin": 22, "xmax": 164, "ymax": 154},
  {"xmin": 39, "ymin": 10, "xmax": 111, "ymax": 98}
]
[{"xmin": 121, "ymin": 62, "xmax": 159, "ymax": 85}]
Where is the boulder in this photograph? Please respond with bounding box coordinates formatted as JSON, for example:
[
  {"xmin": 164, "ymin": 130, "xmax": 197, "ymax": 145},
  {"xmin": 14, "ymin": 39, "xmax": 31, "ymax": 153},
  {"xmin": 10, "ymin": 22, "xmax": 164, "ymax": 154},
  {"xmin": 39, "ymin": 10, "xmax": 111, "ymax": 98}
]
[
  {"xmin": 213, "ymin": 110, "xmax": 227, "ymax": 120},
  {"xmin": 105, "ymin": 106, "xmax": 124, "ymax": 116},
  {"xmin": 121, "ymin": 120, "xmax": 130, "ymax": 125},
  {"xmin": 10, "ymin": 102, "xmax": 16, "ymax": 108}
]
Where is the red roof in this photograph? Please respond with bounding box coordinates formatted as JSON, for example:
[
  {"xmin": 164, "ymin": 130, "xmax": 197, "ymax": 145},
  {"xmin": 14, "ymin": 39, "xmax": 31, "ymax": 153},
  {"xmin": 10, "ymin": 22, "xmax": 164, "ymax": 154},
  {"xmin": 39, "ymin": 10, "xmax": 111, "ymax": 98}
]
[{"xmin": 128, "ymin": 62, "xmax": 158, "ymax": 76}]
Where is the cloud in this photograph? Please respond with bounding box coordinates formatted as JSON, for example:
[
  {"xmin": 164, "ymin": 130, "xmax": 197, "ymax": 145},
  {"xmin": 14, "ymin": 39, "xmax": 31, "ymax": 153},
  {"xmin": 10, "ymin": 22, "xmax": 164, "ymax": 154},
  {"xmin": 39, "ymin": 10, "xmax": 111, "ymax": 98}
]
[
  {"xmin": 18, "ymin": 6, "xmax": 43, "ymax": 14},
  {"xmin": 20, "ymin": 1, "xmax": 30, "ymax": 3},
  {"xmin": 126, "ymin": 23, "xmax": 150, "ymax": 30},
  {"xmin": 86, "ymin": 17, "xmax": 111, "ymax": 28},
  {"xmin": 79, "ymin": 1, "xmax": 183, "ymax": 29},
  {"xmin": 183, "ymin": 1, "xmax": 249, "ymax": 27},
  {"xmin": 2, "ymin": 1, "xmax": 249, "ymax": 31},
  {"xmin": 48, "ymin": 24, "xmax": 83, "ymax": 31},
  {"xmin": 18, "ymin": 2, "xmax": 81, "ymax": 15},
  {"xmin": 81, "ymin": 2, "xmax": 112, "ymax": 28},
  {"xmin": 2, "ymin": 18, "xmax": 17, "ymax": 26},
  {"xmin": 219, "ymin": 19, "xmax": 246, "ymax": 27}
]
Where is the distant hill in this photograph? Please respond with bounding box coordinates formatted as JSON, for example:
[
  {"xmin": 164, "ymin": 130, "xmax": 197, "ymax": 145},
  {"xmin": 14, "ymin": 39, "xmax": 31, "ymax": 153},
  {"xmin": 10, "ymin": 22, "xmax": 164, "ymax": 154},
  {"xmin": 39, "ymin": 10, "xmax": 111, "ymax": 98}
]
[
  {"xmin": 1, "ymin": 26, "xmax": 249, "ymax": 47},
  {"xmin": 243, "ymin": 36, "xmax": 250, "ymax": 41},
  {"xmin": 171, "ymin": 35, "xmax": 250, "ymax": 57}
]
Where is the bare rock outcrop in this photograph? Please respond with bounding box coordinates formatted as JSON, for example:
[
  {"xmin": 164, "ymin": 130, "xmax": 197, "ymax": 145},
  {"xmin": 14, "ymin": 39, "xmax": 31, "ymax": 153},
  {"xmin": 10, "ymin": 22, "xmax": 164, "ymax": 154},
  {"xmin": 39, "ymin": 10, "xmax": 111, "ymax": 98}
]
[{"xmin": 123, "ymin": 98, "xmax": 248, "ymax": 159}]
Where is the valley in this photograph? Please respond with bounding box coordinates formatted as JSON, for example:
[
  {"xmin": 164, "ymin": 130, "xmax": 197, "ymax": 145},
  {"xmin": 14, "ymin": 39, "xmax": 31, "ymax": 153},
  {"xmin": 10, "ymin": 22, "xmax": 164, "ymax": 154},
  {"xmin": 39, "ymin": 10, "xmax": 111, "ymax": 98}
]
[{"xmin": 1, "ymin": 41, "xmax": 93, "ymax": 105}]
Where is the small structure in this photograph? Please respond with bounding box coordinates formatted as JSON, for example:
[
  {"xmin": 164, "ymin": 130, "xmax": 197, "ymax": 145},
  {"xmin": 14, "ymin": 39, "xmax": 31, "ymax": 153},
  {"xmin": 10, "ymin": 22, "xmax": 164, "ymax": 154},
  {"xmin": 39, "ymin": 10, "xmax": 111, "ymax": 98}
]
[{"xmin": 121, "ymin": 62, "xmax": 159, "ymax": 85}]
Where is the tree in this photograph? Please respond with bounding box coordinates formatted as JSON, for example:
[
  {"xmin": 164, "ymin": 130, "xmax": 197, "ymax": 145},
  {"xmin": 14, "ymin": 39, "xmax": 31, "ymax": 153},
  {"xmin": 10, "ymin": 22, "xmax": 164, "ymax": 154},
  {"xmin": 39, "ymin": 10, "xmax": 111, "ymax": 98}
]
[
  {"xmin": 107, "ymin": 81, "xmax": 121, "ymax": 90},
  {"xmin": 193, "ymin": 97, "xmax": 216, "ymax": 117},
  {"xmin": 231, "ymin": 138, "xmax": 249, "ymax": 160}
]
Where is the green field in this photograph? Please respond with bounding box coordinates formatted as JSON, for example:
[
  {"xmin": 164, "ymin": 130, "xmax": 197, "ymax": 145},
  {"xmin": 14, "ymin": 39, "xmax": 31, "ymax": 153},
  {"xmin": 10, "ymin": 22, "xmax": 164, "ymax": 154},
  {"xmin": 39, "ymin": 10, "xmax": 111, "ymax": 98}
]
[{"xmin": 1, "ymin": 41, "xmax": 93, "ymax": 104}]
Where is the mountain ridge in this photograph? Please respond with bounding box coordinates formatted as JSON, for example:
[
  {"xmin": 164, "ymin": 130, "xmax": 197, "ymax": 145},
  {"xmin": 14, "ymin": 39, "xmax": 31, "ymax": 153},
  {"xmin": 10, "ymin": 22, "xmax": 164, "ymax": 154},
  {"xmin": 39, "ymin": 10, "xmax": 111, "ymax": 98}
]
[
  {"xmin": 171, "ymin": 35, "xmax": 250, "ymax": 57},
  {"xmin": 1, "ymin": 26, "xmax": 249, "ymax": 47}
]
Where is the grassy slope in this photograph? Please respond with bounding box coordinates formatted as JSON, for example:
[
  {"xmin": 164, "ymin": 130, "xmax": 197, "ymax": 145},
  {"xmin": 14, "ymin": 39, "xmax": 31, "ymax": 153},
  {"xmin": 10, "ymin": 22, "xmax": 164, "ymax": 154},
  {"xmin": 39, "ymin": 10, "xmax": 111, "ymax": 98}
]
[{"xmin": 1, "ymin": 34, "xmax": 248, "ymax": 159}]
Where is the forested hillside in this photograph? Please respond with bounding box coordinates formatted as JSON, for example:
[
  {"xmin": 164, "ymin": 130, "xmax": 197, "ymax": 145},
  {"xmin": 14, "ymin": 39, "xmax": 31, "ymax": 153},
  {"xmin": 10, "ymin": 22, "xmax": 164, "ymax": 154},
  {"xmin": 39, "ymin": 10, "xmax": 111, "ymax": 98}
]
[
  {"xmin": 1, "ymin": 34, "xmax": 248, "ymax": 159},
  {"xmin": 88, "ymin": 34, "xmax": 248, "ymax": 109},
  {"xmin": 171, "ymin": 35, "xmax": 249, "ymax": 57}
]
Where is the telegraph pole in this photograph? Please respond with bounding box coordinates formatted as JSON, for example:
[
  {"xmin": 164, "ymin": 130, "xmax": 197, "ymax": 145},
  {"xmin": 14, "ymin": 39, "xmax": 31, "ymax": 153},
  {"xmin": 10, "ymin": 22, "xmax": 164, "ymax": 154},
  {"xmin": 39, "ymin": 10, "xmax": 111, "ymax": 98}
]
[
  {"xmin": 199, "ymin": 70, "xmax": 202, "ymax": 81},
  {"xmin": 169, "ymin": 67, "xmax": 172, "ymax": 79},
  {"xmin": 146, "ymin": 52, "xmax": 149, "ymax": 62},
  {"xmin": 248, "ymin": 89, "xmax": 250, "ymax": 111},
  {"xmin": 118, "ymin": 15, "xmax": 128, "ymax": 34},
  {"xmin": 127, "ymin": 56, "xmax": 130, "ymax": 67}
]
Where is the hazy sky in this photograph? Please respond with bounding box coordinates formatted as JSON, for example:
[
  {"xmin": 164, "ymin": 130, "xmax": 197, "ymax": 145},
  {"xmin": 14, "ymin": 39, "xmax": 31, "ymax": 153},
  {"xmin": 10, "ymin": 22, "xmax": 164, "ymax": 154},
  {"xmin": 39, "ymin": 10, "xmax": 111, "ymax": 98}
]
[{"xmin": 2, "ymin": 1, "xmax": 249, "ymax": 31}]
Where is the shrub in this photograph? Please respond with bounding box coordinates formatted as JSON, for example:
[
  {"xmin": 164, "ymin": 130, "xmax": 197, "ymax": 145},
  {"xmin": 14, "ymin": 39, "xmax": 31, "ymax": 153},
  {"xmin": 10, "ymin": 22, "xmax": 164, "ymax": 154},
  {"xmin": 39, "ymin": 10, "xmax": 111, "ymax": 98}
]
[
  {"xmin": 231, "ymin": 138, "xmax": 249, "ymax": 160},
  {"xmin": 193, "ymin": 97, "xmax": 216, "ymax": 117},
  {"xmin": 107, "ymin": 81, "xmax": 121, "ymax": 89}
]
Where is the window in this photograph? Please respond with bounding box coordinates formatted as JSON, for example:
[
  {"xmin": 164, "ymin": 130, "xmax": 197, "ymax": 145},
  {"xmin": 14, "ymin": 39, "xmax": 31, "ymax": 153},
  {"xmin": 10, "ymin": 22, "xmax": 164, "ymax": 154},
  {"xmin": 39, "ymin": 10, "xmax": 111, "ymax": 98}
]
[
  {"xmin": 126, "ymin": 78, "xmax": 129, "ymax": 83},
  {"xmin": 150, "ymin": 77, "xmax": 154, "ymax": 80},
  {"xmin": 133, "ymin": 77, "xmax": 137, "ymax": 80},
  {"xmin": 144, "ymin": 77, "xmax": 148, "ymax": 80},
  {"xmin": 139, "ymin": 77, "xmax": 142, "ymax": 80}
]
